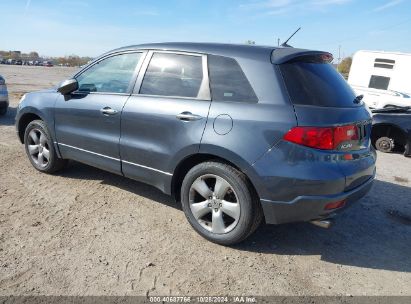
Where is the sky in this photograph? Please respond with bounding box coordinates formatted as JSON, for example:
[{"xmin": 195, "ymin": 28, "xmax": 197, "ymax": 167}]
[{"xmin": 1, "ymin": 0, "xmax": 411, "ymax": 60}]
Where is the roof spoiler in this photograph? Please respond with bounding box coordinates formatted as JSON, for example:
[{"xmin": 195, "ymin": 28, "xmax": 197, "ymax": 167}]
[{"xmin": 271, "ymin": 48, "xmax": 333, "ymax": 64}]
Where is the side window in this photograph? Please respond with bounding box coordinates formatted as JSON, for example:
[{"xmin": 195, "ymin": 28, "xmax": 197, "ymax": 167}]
[
  {"xmin": 369, "ymin": 75, "xmax": 390, "ymax": 90},
  {"xmin": 208, "ymin": 55, "xmax": 258, "ymax": 103},
  {"xmin": 140, "ymin": 53, "xmax": 203, "ymax": 98},
  {"xmin": 76, "ymin": 53, "xmax": 142, "ymax": 94}
]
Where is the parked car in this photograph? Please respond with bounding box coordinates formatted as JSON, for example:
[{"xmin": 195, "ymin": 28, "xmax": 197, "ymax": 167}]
[
  {"xmin": 348, "ymin": 50, "xmax": 411, "ymax": 109},
  {"xmin": 371, "ymin": 106, "xmax": 411, "ymax": 156},
  {"xmin": 0, "ymin": 75, "xmax": 9, "ymax": 115},
  {"xmin": 43, "ymin": 61, "xmax": 53, "ymax": 67},
  {"xmin": 15, "ymin": 43, "xmax": 376, "ymax": 245}
]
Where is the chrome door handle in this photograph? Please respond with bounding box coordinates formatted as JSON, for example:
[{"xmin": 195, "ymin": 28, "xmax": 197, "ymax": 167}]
[
  {"xmin": 176, "ymin": 112, "xmax": 203, "ymax": 121},
  {"xmin": 100, "ymin": 107, "xmax": 118, "ymax": 115}
]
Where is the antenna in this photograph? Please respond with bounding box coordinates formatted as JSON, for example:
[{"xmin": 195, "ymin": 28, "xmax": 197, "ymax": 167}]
[{"xmin": 281, "ymin": 27, "xmax": 301, "ymax": 48}]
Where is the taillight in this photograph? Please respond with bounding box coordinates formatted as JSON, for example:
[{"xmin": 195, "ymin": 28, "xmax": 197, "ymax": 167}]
[{"xmin": 284, "ymin": 125, "xmax": 359, "ymax": 150}]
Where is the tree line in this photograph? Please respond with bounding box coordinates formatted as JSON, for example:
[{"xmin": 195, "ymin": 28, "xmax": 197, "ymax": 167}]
[{"xmin": 0, "ymin": 50, "xmax": 92, "ymax": 67}]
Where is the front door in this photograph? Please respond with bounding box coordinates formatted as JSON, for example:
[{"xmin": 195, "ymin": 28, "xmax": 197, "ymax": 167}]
[
  {"xmin": 54, "ymin": 51, "xmax": 145, "ymax": 174},
  {"xmin": 120, "ymin": 51, "xmax": 211, "ymax": 192}
]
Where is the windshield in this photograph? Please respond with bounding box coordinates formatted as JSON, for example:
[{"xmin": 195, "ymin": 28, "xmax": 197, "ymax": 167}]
[{"xmin": 280, "ymin": 61, "xmax": 359, "ymax": 108}]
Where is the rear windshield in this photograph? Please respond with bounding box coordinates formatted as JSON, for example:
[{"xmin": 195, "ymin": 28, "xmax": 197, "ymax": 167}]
[{"xmin": 280, "ymin": 61, "xmax": 358, "ymax": 107}]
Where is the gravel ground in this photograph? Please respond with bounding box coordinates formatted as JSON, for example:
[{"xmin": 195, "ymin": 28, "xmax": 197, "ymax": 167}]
[{"xmin": 0, "ymin": 65, "xmax": 410, "ymax": 296}]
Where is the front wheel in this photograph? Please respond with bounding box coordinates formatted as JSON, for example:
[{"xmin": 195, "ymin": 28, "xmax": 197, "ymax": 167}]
[
  {"xmin": 181, "ymin": 162, "xmax": 263, "ymax": 245},
  {"xmin": 24, "ymin": 120, "xmax": 67, "ymax": 173}
]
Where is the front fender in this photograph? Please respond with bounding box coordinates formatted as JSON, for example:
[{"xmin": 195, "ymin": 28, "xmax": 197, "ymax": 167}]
[{"xmin": 16, "ymin": 91, "xmax": 59, "ymax": 144}]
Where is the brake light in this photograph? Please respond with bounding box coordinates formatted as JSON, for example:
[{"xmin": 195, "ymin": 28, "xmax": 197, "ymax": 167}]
[{"xmin": 284, "ymin": 125, "xmax": 359, "ymax": 150}]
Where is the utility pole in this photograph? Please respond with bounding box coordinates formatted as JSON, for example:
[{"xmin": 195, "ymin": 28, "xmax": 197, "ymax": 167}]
[
  {"xmin": 277, "ymin": 38, "xmax": 280, "ymax": 47},
  {"xmin": 337, "ymin": 45, "xmax": 341, "ymax": 71}
]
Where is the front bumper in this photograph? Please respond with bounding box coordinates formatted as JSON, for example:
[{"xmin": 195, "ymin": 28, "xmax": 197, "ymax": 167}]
[{"xmin": 261, "ymin": 172, "xmax": 375, "ymax": 224}]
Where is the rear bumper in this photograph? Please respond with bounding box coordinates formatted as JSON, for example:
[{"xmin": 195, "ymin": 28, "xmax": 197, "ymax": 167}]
[{"xmin": 261, "ymin": 171, "xmax": 375, "ymax": 224}]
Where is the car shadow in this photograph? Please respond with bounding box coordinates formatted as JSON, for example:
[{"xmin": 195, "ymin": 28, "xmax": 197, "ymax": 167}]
[
  {"xmin": 236, "ymin": 179, "xmax": 411, "ymax": 273},
  {"xmin": 58, "ymin": 161, "xmax": 180, "ymax": 211},
  {"xmin": 59, "ymin": 162, "xmax": 411, "ymax": 273},
  {"xmin": 0, "ymin": 106, "xmax": 17, "ymax": 126}
]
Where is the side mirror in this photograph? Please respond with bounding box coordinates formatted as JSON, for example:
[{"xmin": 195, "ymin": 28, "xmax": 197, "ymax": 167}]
[{"xmin": 58, "ymin": 79, "xmax": 78, "ymax": 95}]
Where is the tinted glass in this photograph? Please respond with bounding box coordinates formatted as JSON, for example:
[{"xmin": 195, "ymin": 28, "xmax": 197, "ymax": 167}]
[
  {"xmin": 76, "ymin": 53, "xmax": 142, "ymax": 93},
  {"xmin": 208, "ymin": 55, "xmax": 258, "ymax": 102},
  {"xmin": 140, "ymin": 53, "xmax": 203, "ymax": 98},
  {"xmin": 280, "ymin": 62, "xmax": 358, "ymax": 107},
  {"xmin": 369, "ymin": 75, "xmax": 390, "ymax": 90}
]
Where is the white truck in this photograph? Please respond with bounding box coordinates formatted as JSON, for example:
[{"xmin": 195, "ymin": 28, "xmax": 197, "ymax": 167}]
[{"xmin": 348, "ymin": 50, "xmax": 411, "ymax": 109}]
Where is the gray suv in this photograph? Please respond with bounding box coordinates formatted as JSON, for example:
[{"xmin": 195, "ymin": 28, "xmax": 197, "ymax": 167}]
[{"xmin": 16, "ymin": 43, "xmax": 376, "ymax": 245}]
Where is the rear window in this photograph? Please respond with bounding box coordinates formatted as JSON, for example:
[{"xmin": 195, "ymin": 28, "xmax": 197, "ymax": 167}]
[
  {"xmin": 208, "ymin": 55, "xmax": 258, "ymax": 103},
  {"xmin": 280, "ymin": 61, "xmax": 358, "ymax": 107}
]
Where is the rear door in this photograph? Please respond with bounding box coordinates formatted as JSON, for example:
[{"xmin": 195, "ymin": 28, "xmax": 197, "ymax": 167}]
[{"xmin": 120, "ymin": 51, "xmax": 211, "ymax": 192}]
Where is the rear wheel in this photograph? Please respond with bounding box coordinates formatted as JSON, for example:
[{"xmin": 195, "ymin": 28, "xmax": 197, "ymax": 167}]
[
  {"xmin": 24, "ymin": 120, "xmax": 67, "ymax": 173},
  {"xmin": 181, "ymin": 162, "xmax": 263, "ymax": 245},
  {"xmin": 375, "ymin": 136, "xmax": 394, "ymax": 153}
]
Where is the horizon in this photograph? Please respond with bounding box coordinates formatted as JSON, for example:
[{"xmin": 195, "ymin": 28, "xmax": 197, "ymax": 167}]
[{"xmin": 1, "ymin": 0, "xmax": 410, "ymax": 59}]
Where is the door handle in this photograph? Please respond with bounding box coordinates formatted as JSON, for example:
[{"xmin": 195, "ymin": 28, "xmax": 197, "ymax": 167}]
[
  {"xmin": 176, "ymin": 112, "xmax": 203, "ymax": 122},
  {"xmin": 100, "ymin": 107, "xmax": 118, "ymax": 116}
]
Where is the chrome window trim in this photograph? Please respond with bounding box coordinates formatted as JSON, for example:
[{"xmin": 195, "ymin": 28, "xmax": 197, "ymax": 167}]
[
  {"xmin": 73, "ymin": 50, "xmax": 148, "ymax": 95},
  {"xmin": 132, "ymin": 50, "xmax": 211, "ymax": 101}
]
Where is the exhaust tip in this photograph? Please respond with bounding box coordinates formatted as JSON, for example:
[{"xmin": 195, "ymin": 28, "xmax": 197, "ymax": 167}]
[{"xmin": 310, "ymin": 219, "xmax": 333, "ymax": 229}]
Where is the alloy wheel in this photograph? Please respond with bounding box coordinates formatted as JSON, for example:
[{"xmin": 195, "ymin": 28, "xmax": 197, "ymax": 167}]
[
  {"xmin": 189, "ymin": 174, "xmax": 240, "ymax": 234},
  {"xmin": 27, "ymin": 129, "xmax": 50, "ymax": 168}
]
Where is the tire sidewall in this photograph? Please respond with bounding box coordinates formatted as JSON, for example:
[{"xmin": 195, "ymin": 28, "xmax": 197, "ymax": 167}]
[
  {"xmin": 181, "ymin": 162, "xmax": 254, "ymax": 245},
  {"xmin": 24, "ymin": 120, "xmax": 57, "ymax": 172}
]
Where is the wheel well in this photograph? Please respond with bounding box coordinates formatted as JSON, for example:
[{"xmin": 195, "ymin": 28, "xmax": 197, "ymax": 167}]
[
  {"xmin": 372, "ymin": 124, "xmax": 407, "ymax": 147},
  {"xmin": 171, "ymin": 154, "xmax": 259, "ymax": 203},
  {"xmin": 18, "ymin": 113, "xmax": 41, "ymax": 143}
]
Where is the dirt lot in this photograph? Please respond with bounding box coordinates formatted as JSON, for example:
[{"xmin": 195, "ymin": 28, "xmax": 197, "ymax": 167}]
[{"xmin": 0, "ymin": 65, "xmax": 410, "ymax": 296}]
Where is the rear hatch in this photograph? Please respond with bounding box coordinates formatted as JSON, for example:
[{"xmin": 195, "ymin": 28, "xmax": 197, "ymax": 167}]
[{"xmin": 276, "ymin": 52, "xmax": 376, "ymax": 191}]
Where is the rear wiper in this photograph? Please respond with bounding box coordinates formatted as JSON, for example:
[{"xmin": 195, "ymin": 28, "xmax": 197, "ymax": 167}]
[
  {"xmin": 353, "ymin": 95, "xmax": 363, "ymax": 104},
  {"xmin": 372, "ymin": 106, "xmax": 411, "ymax": 113}
]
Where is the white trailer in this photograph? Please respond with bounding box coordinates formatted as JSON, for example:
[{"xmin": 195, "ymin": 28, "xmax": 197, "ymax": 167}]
[{"xmin": 348, "ymin": 50, "xmax": 411, "ymax": 109}]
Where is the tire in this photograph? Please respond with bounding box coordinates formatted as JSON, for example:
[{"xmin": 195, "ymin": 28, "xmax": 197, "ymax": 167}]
[
  {"xmin": 0, "ymin": 106, "xmax": 7, "ymax": 116},
  {"xmin": 24, "ymin": 120, "xmax": 67, "ymax": 173},
  {"xmin": 181, "ymin": 161, "xmax": 263, "ymax": 245},
  {"xmin": 375, "ymin": 136, "xmax": 394, "ymax": 153}
]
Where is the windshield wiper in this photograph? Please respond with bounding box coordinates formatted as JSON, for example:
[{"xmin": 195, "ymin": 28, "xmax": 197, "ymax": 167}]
[{"xmin": 353, "ymin": 95, "xmax": 363, "ymax": 104}]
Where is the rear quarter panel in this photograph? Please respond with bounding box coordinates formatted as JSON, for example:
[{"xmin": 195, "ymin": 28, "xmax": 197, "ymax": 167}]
[{"xmin": 200, "ymin": 61, "xmax": 297, "ymax": 188}]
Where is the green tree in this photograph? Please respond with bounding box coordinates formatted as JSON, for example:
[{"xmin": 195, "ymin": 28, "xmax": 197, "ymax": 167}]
[{"xmin": 338, "ymin": 56, "xmax": 352, "ymax": 75}]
